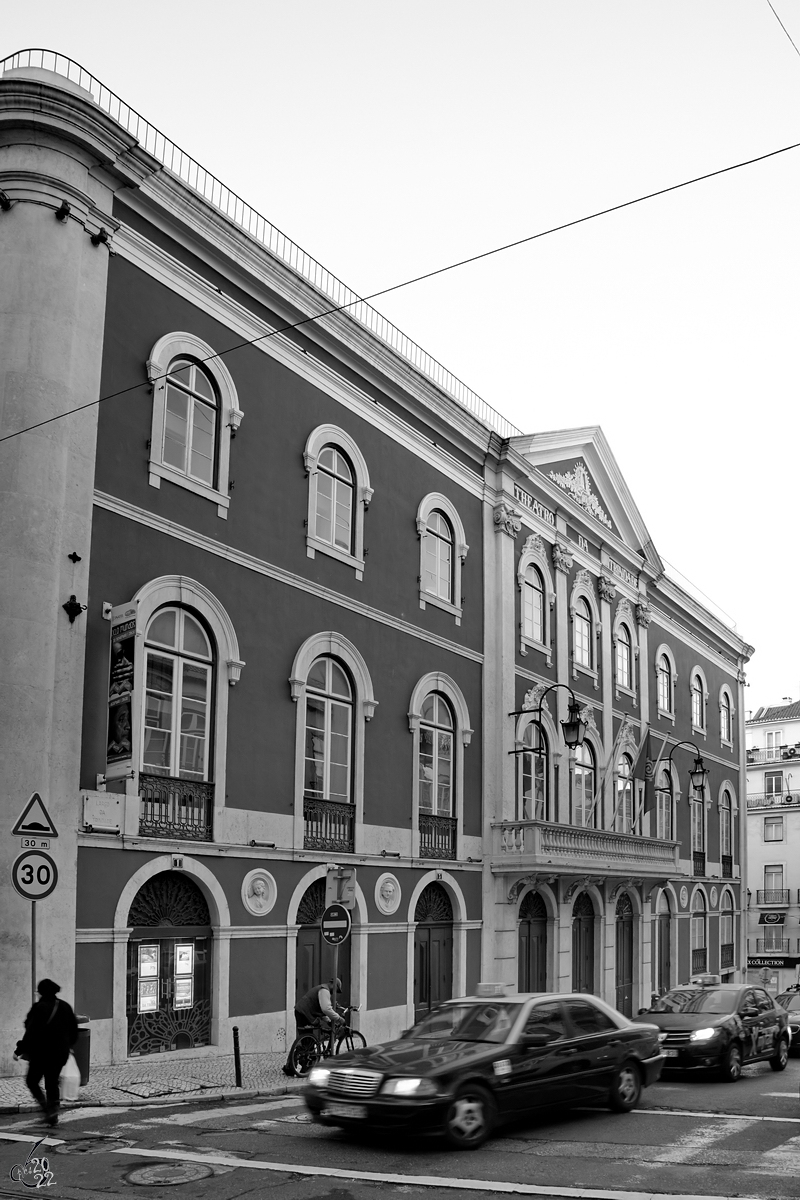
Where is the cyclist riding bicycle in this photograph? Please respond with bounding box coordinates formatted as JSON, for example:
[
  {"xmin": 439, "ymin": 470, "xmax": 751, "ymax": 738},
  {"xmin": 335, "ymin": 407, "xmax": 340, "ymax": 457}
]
[{"xmin": 283, "ymin": 978, "xmax": 344, "ymax": 1076}]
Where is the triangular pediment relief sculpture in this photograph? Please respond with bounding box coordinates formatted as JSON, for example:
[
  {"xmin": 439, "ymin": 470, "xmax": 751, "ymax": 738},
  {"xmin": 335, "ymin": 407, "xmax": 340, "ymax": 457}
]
[{"xmin": 548, "ymin": 459, "xmax": 612, "ymax": 530}]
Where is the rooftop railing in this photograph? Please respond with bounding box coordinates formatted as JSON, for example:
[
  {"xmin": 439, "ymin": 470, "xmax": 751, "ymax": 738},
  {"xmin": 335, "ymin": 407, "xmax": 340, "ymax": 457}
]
[{"xmin": 1, "ymin": 48, "xmax": 522, "ymax": 441}]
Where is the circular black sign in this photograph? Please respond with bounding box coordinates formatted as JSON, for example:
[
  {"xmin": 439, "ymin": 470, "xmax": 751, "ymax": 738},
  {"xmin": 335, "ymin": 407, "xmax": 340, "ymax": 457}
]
[{"xmin": 320, "ymin": 903, "xmax": 351, "ymax": 945}]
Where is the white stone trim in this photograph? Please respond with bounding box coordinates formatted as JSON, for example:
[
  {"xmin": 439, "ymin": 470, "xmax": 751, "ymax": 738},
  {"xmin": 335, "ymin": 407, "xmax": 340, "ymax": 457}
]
[
  {"xmin": 689, "ymin": 664, "xmax": 709, "ymax": 738},
  {"xmin": 517, "ymin": 535, "xmax": 555, "ymax": 664},
  {"xmin": 416, "ymin": 493, "xmax": 468, "ymax": 625},
  {"xmin": 719, "ymin": 682, "xmax": 736, "ymax": 748},
  {"xmin": 304, "ymin": 424, "xmax": 371, "ymax": 579},
  {"xmin": 146, "ymin": 332, "xmax": 242, "ymax": 519},
  {"xmin": 408, "ymin": 672, "xmax": 472, "ymax": 859},
  {"xmin": 612, "ymin": 599, "xmax": 638, "ymax": 704},
  {"xmin": 653, "ymin": 642, "xmax": 678, "ymax": 724},
  {"xmin": 569, "ymin": 571, "xmax": 601, "ymax": 686},
  {"xmin": 289, "ymin": 632, "xmax": 377, "ymax": 852}
]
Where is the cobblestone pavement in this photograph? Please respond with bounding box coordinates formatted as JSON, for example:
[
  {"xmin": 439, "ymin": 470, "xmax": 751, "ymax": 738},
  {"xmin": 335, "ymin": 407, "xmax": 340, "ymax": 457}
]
[{"xmin": 0, "ymin": 1050, "xmax": 305, "ymax": 1113}]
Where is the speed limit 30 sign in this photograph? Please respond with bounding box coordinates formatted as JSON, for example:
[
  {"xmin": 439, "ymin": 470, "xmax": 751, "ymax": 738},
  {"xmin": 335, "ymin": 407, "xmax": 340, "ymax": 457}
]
[{"xmin": 12, "ymin": 850, "xmax": 58, "ymax": 900}]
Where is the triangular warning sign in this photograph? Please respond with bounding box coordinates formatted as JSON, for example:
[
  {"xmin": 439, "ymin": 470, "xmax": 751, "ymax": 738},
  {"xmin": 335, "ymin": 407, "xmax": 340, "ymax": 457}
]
[{"xmin": 12, "ymin": 792, "xmax": 59, "ymax": 838}]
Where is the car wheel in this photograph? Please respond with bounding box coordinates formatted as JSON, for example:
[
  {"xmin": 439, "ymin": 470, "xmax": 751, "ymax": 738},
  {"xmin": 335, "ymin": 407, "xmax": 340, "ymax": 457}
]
[
  {"xmin": 770, "ymin": 1036, "xmax": 789, "ymax": 1072},
  {"xmin": 608, "ymin": 1062, "xmax": 641, "ymax": 1112},
  {"xmin": 718, "ymin": 1042, "xmax": 742, "ymax": 1082},
  {"xmin": 443, "ymin": 1084, "xmax": 496, "ymax": 1149}
]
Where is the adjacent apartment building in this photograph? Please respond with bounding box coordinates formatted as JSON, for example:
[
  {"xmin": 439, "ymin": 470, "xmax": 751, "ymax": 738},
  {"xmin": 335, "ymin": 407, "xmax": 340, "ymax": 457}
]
[
  {"xmin": 0, "ymin": 50, "xmax": 752, "ymax": 1071},
  {"xmin": 745, "ymin": 700, "xmax": 800, "ymax": 992}
]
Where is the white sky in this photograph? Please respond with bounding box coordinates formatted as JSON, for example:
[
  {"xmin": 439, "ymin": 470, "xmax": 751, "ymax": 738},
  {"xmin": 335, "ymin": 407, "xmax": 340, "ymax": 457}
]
[{"xmin": 4, "ymin": 1, "xmax": 799, "ymax": 711}]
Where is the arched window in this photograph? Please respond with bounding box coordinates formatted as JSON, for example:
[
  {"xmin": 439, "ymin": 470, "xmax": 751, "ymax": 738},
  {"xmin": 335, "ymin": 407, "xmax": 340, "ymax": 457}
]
[
  {"xmin": 304, "ymin": 657, "xmax": 353, "ymax": 805},
  {"xmin": 573, "ymin": 742, "xmax": 596, "ymax": 827},
  {"xmin": 720, "ymin": 688, "xmax": 733, "ymax": 744},
  {"xmin": 657, "ymin": 654, "xmax": 673, "ymax": 715},
  {"xmin": 143, "ymin": 607, "xmax": 213, "ymax": 781},
  {"xmin": 416, "ymin": 494, "xmax": 468, "ymax": 624},
  {"xmin": 422, "ymin": 511, "xmax": 455, "ymax": 603},
  {"xmin": 315, "ymin": 446, "xmax": 354, "ymax": 554},
  {"xmin": 419, "ymin": 693, "xmax": 454, "ymax": 816},
  {"xmin": 574, "ymin": 598, "xmax": 593, "ymax": 669},
  {"xmin": 616, "ymin": 624, "xmax": 632, "ymax": 690},
  {"xmin": 614, "ymin": 753, "xmax": 634, "ymax": 833},
  {"xmin": 690, "ymin": 670, "xmax": 707, "ymax": 732},
  {"xmin": 720, "ymin": 891, "xmax": 734, "ymax": 971},
  {"xmin": 519, "ymin": 721, "xmax": 549, "ymax": 821},
  {"xmin": 655, "ymin": 766, "xmax": 673, "ymax": 840},
  {"xmin": 720, "ymin": 789, "xmax": 732, "ymax": 862},
  {"xmin": 304, "ymin": 426, "xmax": 372, "ymax": 578},
  {"xmin": 522, "ymin": 566, "xmax": 545, "ymax": 646},
  {"xmin": 691, "ymin": 892, "xmax": 707, "ymax": 973},
  {"xmin": 147, "ymin": 333, "xmax": 243, "ymax": 518}
]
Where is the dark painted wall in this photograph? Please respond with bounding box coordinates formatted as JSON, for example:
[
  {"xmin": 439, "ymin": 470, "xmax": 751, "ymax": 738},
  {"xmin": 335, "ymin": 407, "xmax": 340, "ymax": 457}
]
[
  {"xmin": 367, "ymin": 933, "xmax": 407, "ymax": 1010},
  {"xmin": 229, "ymin": 938, "xmax": 287, "ymax": 1017},
  {"xmin": 74, "ymin": 943, "xmax": 114, "ymax": 1020}
]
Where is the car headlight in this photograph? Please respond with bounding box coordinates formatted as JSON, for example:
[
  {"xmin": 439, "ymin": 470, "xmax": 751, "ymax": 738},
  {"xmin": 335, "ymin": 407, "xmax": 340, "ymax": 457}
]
[
  {"xmin": 381, "ymin": 1077, "xmax": 438, "ymax": 1097},
  {"xmin": 689, "ymin": 1028, "xmax": 719, "ymax": 1042},
  {"xmin": 308, "ymin": 1067, "xmax": 331, "ymax": 1088},
  {"xmin": 657, "ymin": 1032, "xmax": 668, "ymax": 1043}
]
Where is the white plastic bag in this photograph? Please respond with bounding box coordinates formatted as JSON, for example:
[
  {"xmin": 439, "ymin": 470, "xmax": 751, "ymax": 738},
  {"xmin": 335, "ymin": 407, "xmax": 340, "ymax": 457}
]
[{"xmin": 59, "ymin": 1051, "xmax": 80, "ymax": 1101}]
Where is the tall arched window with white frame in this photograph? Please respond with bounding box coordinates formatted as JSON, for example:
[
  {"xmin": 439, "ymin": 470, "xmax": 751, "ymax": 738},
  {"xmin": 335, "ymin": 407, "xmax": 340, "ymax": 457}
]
[
  {"xmin": 522, "ymin": 566, "xmax": 545, "ymax": 645},
  {"xmin": 616, "ymin": 623, "xmax": 632, "ymax": 690},
  {"xmin": 657, "ymin": 654, "xmax": 673, "ymax": 714},
  {"xmin": 691, "ymin": 892, "xmax": 707, "ymax": 973},
  {"xmin": 691, "ymin": 790, "xmax": 705, "ymax": 875},
  {"xmin": 614, "ymin": 753, "xmax": 634, "ymax": 833},
  {"xmin": 518, "ymin": 721, "xmax": 549, "ymax": 821},
  {"xmin": 421, "ymin": 511, "xmax": 455, "ymax": 603},
  {"xmin": 573, "ymin": 742, "xmax": 596, "ymax": 827},
  {"xmin": 304, "ymin": 657, "xmax": 353, "ymax": 806},
  {"xmin": 418, "ymin": 693, "xmax": 454, "ymax": 818},
  {"xmin": 720, "ymin": 690, "xmax": 733, "ymax": 744},
  {"xmin": 719, "ymin": 891, "xmax": 734, "ymax": 971},
  {"xmin": 162, "ymin": 360, "xmax": 218, "ymax": 487},
  {"xmin": 574, "ymin": 598, "xmax": 593, "ymax": 669},
  {"xmin": 656, "ymin": 767, "xmax": 673, "ymax": 840},
  {"xmin": 720, "ymin": 790, "xmax": 732, "ymax": 877},
  {"xmin": 691, "ymin": 674, "xmax": 705, "ymax": 730}
]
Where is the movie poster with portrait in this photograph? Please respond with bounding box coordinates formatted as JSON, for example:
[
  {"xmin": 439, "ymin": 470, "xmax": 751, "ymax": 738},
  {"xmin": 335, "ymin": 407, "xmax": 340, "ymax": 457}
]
[{"xmin": 106, "ymin": 602, "xmax": 138, "ymax": 779}]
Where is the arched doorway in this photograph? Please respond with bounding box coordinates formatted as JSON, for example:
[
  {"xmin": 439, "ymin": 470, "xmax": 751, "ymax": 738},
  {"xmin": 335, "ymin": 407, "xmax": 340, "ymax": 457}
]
[
  {"xmin": 414, "ymin": 883, "xmax": 453, "ymax": 1022},
  {"xmin": 571, "ymin": 892, "xmax": 595, "ymax": 994},
  {"xmin": 655, "ymin": 892, "xmax": 671, "ymax": 995},
  {"xmin": 126, "ymin": 871, "xmax": 212, "ymax": 1056},
  {"xmin": 615, "ymin": 894, "xmax": 634, "ymax": 1015},
  {"xmin": 518, "ymin": 890, "xmax": 547, "ymax": 992},
  {"xmin": 295, "ymin": 879, "xmax": 351, "ymax": 1007}
]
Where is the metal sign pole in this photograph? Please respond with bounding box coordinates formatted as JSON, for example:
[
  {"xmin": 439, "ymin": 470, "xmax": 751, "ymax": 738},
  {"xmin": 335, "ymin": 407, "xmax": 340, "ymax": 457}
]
[
  {"xmin": 31, "ymin": 901, "xmax": 36, "ymax": 1005},
  {"xmin": 332, "ymin": 944, "xmax": 338, "ymax": 1013}
]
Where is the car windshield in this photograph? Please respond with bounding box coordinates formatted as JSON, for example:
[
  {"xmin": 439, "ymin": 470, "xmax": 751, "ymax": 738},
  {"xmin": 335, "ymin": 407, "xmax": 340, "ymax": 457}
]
[
  {"xmin": 409, "ymin": 1003, "xmax": 518, "ymax": 1043},
  {"xmin": 650, "ymin": 989, "xmax": 737, "ymax": 1014},
  {"xmin": 777, "ymin": 993, "xmax": 800, "ymax": 1012}
]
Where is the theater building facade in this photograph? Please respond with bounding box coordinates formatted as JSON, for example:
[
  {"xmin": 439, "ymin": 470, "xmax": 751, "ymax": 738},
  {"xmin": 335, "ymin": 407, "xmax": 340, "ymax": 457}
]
[{"xmin": 0, "ymin": 52, "xmax": 751, "ymax": 1070}]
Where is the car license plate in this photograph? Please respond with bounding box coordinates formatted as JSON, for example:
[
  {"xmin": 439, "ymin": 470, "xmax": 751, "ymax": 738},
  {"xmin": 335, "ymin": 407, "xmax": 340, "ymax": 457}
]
[
  {"xmin": 663, "ymin": 1049, "xmax": 679, "ymax": 1058},
  {"xmin": 324, "ymin": 1102, "xmax": 368, "ymax": 1120}
]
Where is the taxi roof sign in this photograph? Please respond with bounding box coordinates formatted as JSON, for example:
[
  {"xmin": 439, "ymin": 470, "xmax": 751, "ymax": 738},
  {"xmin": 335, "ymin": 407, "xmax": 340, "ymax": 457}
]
[{"xmin": 11, "ymin": 793, "xmax": 59, "ymax": 838}]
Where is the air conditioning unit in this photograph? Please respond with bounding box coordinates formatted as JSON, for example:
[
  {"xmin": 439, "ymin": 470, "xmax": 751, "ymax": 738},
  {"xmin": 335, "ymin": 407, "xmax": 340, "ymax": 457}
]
[{"xmin": 782, "ymin": 748, "xmax": 797, "ymax": 759}]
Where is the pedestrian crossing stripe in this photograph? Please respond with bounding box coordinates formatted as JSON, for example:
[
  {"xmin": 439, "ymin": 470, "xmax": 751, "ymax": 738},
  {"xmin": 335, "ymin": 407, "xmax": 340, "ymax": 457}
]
[{"xmin": 12, "ymin": 792, "xmax": 59, "ymax": 838}]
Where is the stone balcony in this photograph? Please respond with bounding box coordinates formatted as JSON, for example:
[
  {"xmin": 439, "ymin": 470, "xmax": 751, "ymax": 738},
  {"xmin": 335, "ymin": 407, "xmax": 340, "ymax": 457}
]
[{"xmin": 491, "ymin": 819, "xmax": 679, "ymax": 877}]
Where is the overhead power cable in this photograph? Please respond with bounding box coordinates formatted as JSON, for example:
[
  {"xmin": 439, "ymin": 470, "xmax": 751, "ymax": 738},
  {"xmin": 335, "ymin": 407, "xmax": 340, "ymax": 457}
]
[
  {"xmin": 2, "ymin": 136, "xmax": 800, "ymax": 447},
  {"xmin": 767, "ymin": 0, "xmax": 800, "ymax": 59}
]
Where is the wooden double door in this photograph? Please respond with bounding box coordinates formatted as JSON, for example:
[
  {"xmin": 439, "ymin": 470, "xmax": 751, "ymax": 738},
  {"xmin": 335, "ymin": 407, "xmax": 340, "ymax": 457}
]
[
  {"xmin": 615, "ymin": 895, "xmax": 634, "ymax": 1016},
  {"xmin": 295, "ymin": 879, "xmax": 351, "ymax": 1011},
  {"xmin": 518, "ymin": 890, "xmax": 547, "ymax": 992},
  {"xmin": 413, "ymin": 883, "xmax": 453, "ymax": 1023}
]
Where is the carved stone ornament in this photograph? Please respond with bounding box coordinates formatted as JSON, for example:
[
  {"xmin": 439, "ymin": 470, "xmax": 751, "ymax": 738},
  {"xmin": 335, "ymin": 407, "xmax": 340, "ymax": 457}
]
[
  {"xmin": 548, "ymin": 461, "xmax": 612, "ymax": 529},
  {"xmin": 507, "ymin": 874, "xmax": 556, "ymax": 904},
  {"xmin": 522, "ymin": 533, "xmax": 546, "ymax": 558},
  {"xmin": 493, "ymin": 502, "xmax": 522, "ymax": 537},
  {"xmin": 679, "ymin": 885, "xmax": 689, "ymax": 909},
  {"xmin": 608, "ymin": 877, "xmax": 642, "ymax": 903},
  {"xmin": 575, "ymin": 568, "xmax": 593, "ymax": 591},
  {"xmin": 617, "ymin": 714, "xmax": 638, "ymax": 755},
  {"xmin": 597, "ymin": 574, "xmax": 616, "ymax": 603},
  {"xmin": 241, "ymin": 869, "xmax": 277, "ymax": 917},
  {"xmin": 552, "ymin": 541, "xmax": 573, "ymax": 573},
  {"xmin": 617, "ymin": 598, "xmax": 633, "ymax": 622},
  {"xmin": 635, "ymin": 598, "xmax": 652, "ymax": 628},
  {"xmin": 578, "ymin": 704, "xmax": 599, "ymax": 738},
  {"xmin": 522, "ymin": 683, "xmax": 551, "ymax": 715},
  {"xmin": 375, "ymin": 872, "xmax": 401, "ymax": 915},
  {"xmin": 709, "ymin": 886, "xmax": 719, "ymax": 909},
  {"xmin": 563, "ymin": 876, "xmax": 604, "ymax": 902}
]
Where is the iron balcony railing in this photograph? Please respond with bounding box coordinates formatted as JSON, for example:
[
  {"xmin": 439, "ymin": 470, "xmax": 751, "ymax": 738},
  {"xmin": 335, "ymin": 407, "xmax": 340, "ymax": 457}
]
[
  {"xmin": 720, "ymin": 943, "xmax": 734, "ymax": 968},
  {"xmin": 139, "ymin": 773, "xmax": 213, "ymax": 841},
  {"xmin": 721, "ymin": 855, "xmax": 733, "ymax": 879},
  {"xmin": 691, "ymin": 948, "xmax": 707, "ymax": 974},
  {"xmin": 746, "ymin": 792, "xmax": 799, "ymax": 810},
  {"xmin": 693, "ymin": 851, "xmax": 705, "ymax": 877},
  {"xmin": 303, "ymin": 797, "xmax": 354, "ymax": 852},
  {"xmin": 0, "ymin": 48, "xmax": 521, "ymax": 443},
  {"xmin": 746, "ymin": 746, "xmax": 800, "ymax": 764},
  {"xmin": 756, "ymin": 939, "xmax": 790, "ymax": 954},
  {"xmin": 419, "ymin": 813, "xmax": 457, "ymax": 860},
  {"xmin": 757, "ymin": 890, "xmax": 790, "ymax": 905}
]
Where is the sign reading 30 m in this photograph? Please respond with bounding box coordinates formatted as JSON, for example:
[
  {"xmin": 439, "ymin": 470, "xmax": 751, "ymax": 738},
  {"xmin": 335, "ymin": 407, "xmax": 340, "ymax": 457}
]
[{"xmin": 12, "ymin": 850, "xmax": 58, "ymax": 900}]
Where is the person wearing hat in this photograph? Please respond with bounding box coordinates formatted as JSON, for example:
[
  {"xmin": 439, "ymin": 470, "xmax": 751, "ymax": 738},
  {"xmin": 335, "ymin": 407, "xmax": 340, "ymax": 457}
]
[
  {"xmin": 16, "ymin": 980, "xmax": 79, "ymax": 1126},
  {"xmin": 283, "ymin": 977, "xmax": 344, "ymax": 1076}
]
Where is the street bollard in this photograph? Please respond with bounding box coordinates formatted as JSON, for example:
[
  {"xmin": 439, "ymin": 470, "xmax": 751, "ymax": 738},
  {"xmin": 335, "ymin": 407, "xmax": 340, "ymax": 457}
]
[{"xmin": 232, "ymin": 1025, "xmax": 242, "ymax": 1088}]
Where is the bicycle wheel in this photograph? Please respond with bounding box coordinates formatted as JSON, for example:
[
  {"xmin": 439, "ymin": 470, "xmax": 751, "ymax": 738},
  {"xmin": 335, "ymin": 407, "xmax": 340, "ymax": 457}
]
[
  {"xmin": 336, "ymin": 1029, "xmax": 368, "ymax": 1054},
  {"xmin": 289, "ymin": 1034, "xmax": 320, "ymax": 1077}
]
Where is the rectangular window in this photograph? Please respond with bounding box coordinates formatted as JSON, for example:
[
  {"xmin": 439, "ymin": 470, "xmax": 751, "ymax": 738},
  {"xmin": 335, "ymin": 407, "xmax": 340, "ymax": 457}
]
[
  {"xmin": 762, "ymin": 926, "xmax": 784, "ymax": 951},
  {"xmin": 656, "ymin": 791, "xmax": 672, "ymax": 840},
  {"xmin": 764, "ymin": 865, "xmax": 784, "ymax": 891},
  {"xmin": 764, "ymin": 816, "xmax": 783, "ymax": 842},
  {"xmin": 765, "ymin": 771, "xmax": 783, "ymax": 797},
  {"xmin": 765, "ymin": 732, "xmax": 783, "ymax": 759},
  {"xmin": 691, "ymin": 797, "xmax": 704, "ymax": 851},
  {"xmin": 575, "ymin": 616, "xmax": 591, "ymax": 667}
]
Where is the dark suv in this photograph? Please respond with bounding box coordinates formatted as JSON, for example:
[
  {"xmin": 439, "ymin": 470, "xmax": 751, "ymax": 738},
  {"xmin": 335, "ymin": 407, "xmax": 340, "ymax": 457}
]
[{"xmin": 634, "ymin": 976, "xmax": 789, "ymax": 1081}]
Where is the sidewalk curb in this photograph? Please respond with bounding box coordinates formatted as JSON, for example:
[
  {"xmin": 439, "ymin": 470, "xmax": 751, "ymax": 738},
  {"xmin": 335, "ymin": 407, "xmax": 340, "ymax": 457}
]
[{"xmin": 0, "ymin": 1082, "xmax": 304, "ymax": 1117}]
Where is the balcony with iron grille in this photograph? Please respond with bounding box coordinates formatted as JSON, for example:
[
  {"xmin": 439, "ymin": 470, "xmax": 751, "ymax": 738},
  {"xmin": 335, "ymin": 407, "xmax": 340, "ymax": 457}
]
[
  {"xmin": 746, "ymin": 745, "xmax": 800, "ymax": 764},
  {"xmin": 692, "ymin": 948, "xmax": 707, "ymax": 973},
  {"xmin": 757, "ymin": 890, "xmax": 790, "ymax": 905},
  {"xmin": 720, "ymin": 942, "xmax": 734, "ymax": 968},
  {"xmin": 756, "ymin": 938, "xmax": 790, "ymax": 953},
  {"xmin": 721, "ymin": 855, "xmax": 733, "ymax": 879},
  {"xmin": 419, "ymin": 814, "xmax": 457, "ymax": 859},
  {"xmin": 491, "ymin": 820, "xmax": 678, "ymax": 878},
  {"xmin": 746, "ymin": 792, "xmax": 799, "ymax": 810},
  {"xmin": 138, "ymin": 773, "xmax": 213, "ymax": 841},
  {"xmin": 303, "ymin": 797, "xmax": 355, "ymax": 852},
  {"xmin": 693, "ymin": 851, "xmax": 705, "ymax": 877}
]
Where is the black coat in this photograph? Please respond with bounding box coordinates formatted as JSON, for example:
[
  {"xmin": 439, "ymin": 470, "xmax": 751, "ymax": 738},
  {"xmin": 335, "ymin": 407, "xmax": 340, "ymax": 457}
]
[{"xmin": 20, "ymin": 998, "xmax": 79, "ymax": 1062}]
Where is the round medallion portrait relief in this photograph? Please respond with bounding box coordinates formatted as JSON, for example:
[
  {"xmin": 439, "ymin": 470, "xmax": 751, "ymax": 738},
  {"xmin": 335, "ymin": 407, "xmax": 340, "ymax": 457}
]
[
  {"xmin": 241, "ymin": 869, "xmax": 277, "ymax": 917},
  {"xmin": 375, "ymin": 873, "xmax": 401, "ymax": 915},
  {"xmin": 679, "ymin": 885, "xmax": 689, "ymax": 909},
  {"xmin": 709, "ymin": 886, "xmax": 718, "ymax": 908}
]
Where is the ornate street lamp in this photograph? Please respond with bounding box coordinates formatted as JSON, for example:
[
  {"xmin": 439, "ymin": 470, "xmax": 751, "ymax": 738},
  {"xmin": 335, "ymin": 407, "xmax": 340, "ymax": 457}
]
[
  {"xmin": 667, "ymin": 740, "xmax": 709, "ymax": 793},
  {"xmin": 510, "ymin": 683, "xmax": 587, "ymax": 752}
]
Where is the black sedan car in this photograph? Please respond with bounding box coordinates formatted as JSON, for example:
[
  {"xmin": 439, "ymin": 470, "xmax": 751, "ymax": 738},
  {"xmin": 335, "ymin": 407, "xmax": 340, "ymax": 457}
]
[
  {"xmin": 634, "ymin": 977, "xmax": 790, "ymax": 1081},
  {"xmin": 304, "ymin": 990, "xmax": 664, "ymax": 1148},
  {"xmin": 775, "ymin": 989, "xmax": 800, "ymax": 1054}
]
